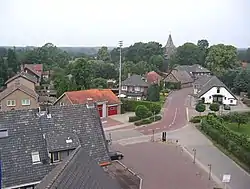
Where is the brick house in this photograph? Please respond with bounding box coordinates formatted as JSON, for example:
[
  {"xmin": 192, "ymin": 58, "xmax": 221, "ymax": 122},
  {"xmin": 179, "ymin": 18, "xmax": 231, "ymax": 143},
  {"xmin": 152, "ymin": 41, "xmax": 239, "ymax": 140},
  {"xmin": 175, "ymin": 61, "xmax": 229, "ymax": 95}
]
[
  {"xmin": 21, "ymin": 64, "xmax": 43, "ymax": 84},
  {"xmin": 164, "ymin": 69, "xmax": 193, "ymax": 88},
  {"xmin": 0, "ymin": 72, "xmax": 39, "ymax": 111},
  {"xmin": 53, "ymin": 89, "xmax": 121, "ymax": 118}
]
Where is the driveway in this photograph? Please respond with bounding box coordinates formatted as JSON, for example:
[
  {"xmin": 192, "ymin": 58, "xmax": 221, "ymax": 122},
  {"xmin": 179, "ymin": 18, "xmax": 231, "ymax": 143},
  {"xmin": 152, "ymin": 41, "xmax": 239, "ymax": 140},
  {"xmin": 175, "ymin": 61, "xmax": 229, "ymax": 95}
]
[
  {"xmin": 111, "ymin": 142, "xmax": 218, "ymax": 189},
  {"xmin": 136, "ymin": 87, "xmax": 193, "ymax": 135}
]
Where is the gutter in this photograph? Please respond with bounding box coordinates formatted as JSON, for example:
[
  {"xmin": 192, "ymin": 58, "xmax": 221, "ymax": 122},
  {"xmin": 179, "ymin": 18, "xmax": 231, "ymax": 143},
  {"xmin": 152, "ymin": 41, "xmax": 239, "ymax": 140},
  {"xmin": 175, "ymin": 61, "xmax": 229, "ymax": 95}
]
[{"xmin": 116, "ymin": 160, "xmax": 143, "ymax": 189}]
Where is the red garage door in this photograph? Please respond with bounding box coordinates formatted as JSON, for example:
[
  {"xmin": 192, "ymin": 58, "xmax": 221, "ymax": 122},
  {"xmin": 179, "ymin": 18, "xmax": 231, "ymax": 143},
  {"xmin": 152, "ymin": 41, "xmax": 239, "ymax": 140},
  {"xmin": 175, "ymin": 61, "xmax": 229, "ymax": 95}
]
[
  {"xmin": 108, "ymin": 106, "xmax": 118, "ymax": 116},
  {"xmin": 97, "ymin": 105, "xmax": 103, "ymax": 117}
]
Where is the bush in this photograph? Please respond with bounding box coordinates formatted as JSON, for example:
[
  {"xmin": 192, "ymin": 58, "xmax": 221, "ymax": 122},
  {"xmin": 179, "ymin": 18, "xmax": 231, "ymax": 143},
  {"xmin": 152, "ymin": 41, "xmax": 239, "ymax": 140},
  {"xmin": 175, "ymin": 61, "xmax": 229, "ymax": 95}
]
[
  {"xmin": 150, "ymin": 103, "xmax": 161, "ymax": 114},
  {"xmin": 122, "ymin": 99, "xmax": 162, "ymax": 112},
  {"xmin": 190, "ymin": 116, "xmax": 203, "ymax": 123},
  {"xmin": 209, "ymin": 103, "xmax": 220, "ymax": 112},
  {"xmin": 195, "ymin": 103, "xmax": 206, "ymax": 115},
  {"xmin": 135, "ymin": 105, "xmax": 150, "ymax": 119},
  {"xmin": 149, "ymin": 115, "xmax": 162, "ymax": 122},
  {"xmin": 128, "ymin": 116, "xmax": 140, "ymax": 122}
]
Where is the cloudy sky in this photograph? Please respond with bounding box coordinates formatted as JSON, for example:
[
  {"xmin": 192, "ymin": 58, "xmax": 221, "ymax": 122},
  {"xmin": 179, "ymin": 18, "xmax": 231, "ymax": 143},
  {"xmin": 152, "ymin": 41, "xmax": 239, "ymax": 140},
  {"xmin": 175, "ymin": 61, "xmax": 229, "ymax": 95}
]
[{"xmin": 0, "ymin": 0, "xmax": 249, "ymax": 47}]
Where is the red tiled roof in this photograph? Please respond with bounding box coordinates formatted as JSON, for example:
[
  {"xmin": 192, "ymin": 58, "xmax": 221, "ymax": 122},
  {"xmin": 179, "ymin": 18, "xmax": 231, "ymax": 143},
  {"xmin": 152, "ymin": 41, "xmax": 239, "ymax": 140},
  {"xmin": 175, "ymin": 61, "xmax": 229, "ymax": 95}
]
[
  {"xmin": 146, "ymin": 71, "xmax": 162, "ymax": 84},
  {"xmin": 24, "ymin": 64, "xmax": 43, "ymax": 77},
  {"xmin": 65, "ymin": 89, "xmax": 121, "ymax": 105}
]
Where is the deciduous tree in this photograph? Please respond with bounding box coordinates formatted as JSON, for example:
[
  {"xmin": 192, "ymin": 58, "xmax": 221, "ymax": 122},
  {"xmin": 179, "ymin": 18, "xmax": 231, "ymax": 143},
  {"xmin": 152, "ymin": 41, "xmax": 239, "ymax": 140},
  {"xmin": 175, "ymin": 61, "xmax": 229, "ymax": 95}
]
[
  {"xmin": 97, "ymin": 46, "xmax": 111, "ymax": 62},
  {"xmin": 147, "ymin": 84, "xmax": 160, "ymax": 102}
]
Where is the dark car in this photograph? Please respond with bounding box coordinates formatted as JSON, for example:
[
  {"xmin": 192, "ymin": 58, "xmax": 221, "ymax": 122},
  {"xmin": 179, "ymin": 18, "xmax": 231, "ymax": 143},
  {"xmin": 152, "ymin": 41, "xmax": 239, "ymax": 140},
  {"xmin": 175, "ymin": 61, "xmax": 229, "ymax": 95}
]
[
  {"xmin": 224, "ymin": 104, "xmax": 231, "ymax": 110},
  {"xmin": 109, "ymin": 151, "xmax": 124, "ymax": 160}
]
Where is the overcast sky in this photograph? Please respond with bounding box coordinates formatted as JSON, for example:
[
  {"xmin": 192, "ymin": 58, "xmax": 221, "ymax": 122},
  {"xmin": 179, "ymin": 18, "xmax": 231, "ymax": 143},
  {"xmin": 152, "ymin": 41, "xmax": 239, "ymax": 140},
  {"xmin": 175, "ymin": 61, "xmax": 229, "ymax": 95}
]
[{"xmin": 0, "ymin": 0, "xmax": 249, "ymax": 48}]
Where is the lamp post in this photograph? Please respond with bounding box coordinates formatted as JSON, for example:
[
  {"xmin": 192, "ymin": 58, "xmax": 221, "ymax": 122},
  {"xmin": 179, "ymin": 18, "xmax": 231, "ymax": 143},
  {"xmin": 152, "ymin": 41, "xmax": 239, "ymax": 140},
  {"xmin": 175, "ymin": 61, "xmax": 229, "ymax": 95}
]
[
  {"xmin": 208, "ymin": 164, "xmax": 212, "ymax": 180},
  {"xmin": 192, "ymin": 148, "xmax": 196, "ymax": 164},
  {"xmin": 152, "ymin": 129, "xmax": 155, "ymax": 142},
  {"xmin": 118, "ymin": 41, "xmax": 123, "ymax": 99}
]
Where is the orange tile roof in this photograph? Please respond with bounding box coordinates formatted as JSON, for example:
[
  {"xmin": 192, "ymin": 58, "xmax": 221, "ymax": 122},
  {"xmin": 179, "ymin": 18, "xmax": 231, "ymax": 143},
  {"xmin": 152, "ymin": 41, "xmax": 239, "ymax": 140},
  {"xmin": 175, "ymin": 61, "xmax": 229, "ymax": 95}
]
[
  {"xmin": 146, "ymin": 71, "xmax": 162, "ymax": 84},
  {"xmin": 65, "ymin": 89, "xmax": 121, "ymax": 105}
]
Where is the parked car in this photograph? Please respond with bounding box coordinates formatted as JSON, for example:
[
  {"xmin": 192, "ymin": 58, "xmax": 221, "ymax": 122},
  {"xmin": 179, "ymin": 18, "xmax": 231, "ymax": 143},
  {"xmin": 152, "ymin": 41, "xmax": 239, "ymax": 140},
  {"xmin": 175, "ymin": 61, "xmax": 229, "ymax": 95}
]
[
  {"xmin": 109, "ymin": 151, "xmax": 124, "ymax": 160},
  {"xmin": 224, "ymin": 104, "xmax": 231, "ymax": 110}
]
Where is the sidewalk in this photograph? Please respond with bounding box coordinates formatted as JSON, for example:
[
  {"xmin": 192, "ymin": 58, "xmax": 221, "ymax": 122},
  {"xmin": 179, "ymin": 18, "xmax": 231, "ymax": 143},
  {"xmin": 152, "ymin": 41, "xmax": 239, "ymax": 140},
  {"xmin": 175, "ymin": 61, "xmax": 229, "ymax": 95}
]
[{"xmin": 168, "ymin": 125, "xmax": 250, "ymax": 189}]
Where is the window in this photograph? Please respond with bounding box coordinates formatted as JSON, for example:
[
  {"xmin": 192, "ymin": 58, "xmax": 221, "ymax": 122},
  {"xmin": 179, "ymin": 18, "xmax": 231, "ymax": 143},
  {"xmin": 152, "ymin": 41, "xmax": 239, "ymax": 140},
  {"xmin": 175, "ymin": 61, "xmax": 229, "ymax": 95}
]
[
  {"xmin": 21, "ymin": 99, "xmax": 30, "ymax": 106},
  {"xmin": 52, "ymin": 152, "xmax": 60, "ymax": 162},
  {"xmin": 209, "ymin": 96, "xmax": 211, "ymax": 99},
  {"xmin": 0, "ymin": 129, "xmax": 8, "ymax": 138},
  {"xmin": 31, "ymin": 152, "xmax": 40, "ymax": 163},
  {"xmin": 121, "ymin": 86, "xmax": 127, "ymax": 90},
  {"xmin": 59, "ymin": 102, "xmax": 65, "ymax": 106},
  {"xmin": 135, "ymin": 87, "xmax": 140, "ymax": 92},
  {"xmin": 224, "ymin": 97, "xmax": 227, "ymax": 100},
  {"xmin": 217, "ymin": 88, "xmax": 220, "ymax": 93},
  {"xmin": 230, "ymin": 100, "xmax": 233, "ymax": 103},
  {"xmin": 7, "ymin": 100, "xmax": 16, "ymax": 107}
]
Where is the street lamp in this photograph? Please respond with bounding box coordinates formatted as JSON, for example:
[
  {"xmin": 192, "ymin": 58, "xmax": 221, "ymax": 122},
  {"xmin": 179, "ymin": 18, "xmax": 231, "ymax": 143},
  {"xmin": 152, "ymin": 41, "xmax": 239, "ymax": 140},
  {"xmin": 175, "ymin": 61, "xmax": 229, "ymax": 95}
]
[
  {"xmin": 152, "ymin": 129, "xmax": 155, "ymax": 142},
  {"xmin": 192, "ymin": 148, "xmax": 196, "ymax": 164},
  {"xmin": 208, "ymin": 164, "xmax": 212, "ymax": 180},
  {"xmin": 118, "ymin": 41, "xmax": 123, "ymax": 99}
]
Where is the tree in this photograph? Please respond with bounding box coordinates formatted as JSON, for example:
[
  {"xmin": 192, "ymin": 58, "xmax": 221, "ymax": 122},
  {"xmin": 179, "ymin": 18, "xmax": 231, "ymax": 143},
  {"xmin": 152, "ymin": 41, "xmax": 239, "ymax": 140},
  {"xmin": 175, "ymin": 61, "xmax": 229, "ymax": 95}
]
[
  {"xmin": 209, "ymin": 103, "xmax": 220, "ymax": 113},
  {"xmin": 7, "ymin": 48, "xmax": 19, "ymax": 74},
  {"xmin": 0, "ymin": 57, "xmax": 8, "ymax": 86},
  {"xmin": 97, "ymin": 46, "xmax": 111, "ymax": 62},
  {"xmin": 205, "ymin": 44, "xmax": 237, "ymax": 77},
  {"xmin": 231, "ymin": 112, "xmax": 248, "ymax": 130},
  {"xmin": 149, "ymin": 55, "xmax": 164, "ymax": 71},
  {"xmin": 195, "ymin": 103, "xmax": 206, "ymax": 115},
  {"xmin": 220, "ymin": 69, "xmax": 240, "ymax": 90},
  {"xmin": 147, "ymin": 84, "xmax": 160, "ymax": 102},
  {"xmin": 135, "ymin": 105, "xmax": 150, "ymax": 119},
  {"xmin": 172, "ymin": 43, "xmax": 203, "ymax": 66},
  {"xmin": 233, "ymin": 69, "xmax": 250, "ymax": 94},
  {"xmin": 197, "ymin": 39, "xmax": 209, "ymax": 66},
  {"xmin": 91, "ymin": 78, "xmax": 107, "ymax": 89},
  {"xmin": 71, "ymin": 58, "xmax": 94, "ymax": 90},
  {"xmin": 150, "ymin": 103, "xmax": 161, "ymax": 114}
]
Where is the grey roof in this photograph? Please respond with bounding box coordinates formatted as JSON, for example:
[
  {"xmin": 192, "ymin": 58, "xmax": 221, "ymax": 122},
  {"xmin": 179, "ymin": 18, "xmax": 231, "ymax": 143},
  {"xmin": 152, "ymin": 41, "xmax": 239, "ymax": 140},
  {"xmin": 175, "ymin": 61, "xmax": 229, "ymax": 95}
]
[
  {"xmin": 164, "ymin": 34, "xmax": 176, "ymax": 58},
  {"xmin": 45, "ymin": 131, "xmax": 81, "ymax": 152},
  {"xmin": 170, "ymin": 70, "xmax": 193, "ymax": 84},
  {"xmin": 194, "ymin": 75, "xmax": 213, "ymax": 90},
  {"xmin": 176, "ymin": 64, "xmax": 211, "ymax": 74},
  {"xmin": 5, "ymin": 71, "xmax": 37, "ymax": 84},
  {"xmin": 0, "ymin": 104, "xmax": 110, "ymax": 188},
  {"xmin": 36, "ymin": 147, "xmax": 121, "ymax": 189},
  {"xmin": 197, "ymin": 76, "xmax": 237, "ymax": 99},
  {"xmin": 122, "ymin": 74, "xmax": 149, "ymax": 87}
]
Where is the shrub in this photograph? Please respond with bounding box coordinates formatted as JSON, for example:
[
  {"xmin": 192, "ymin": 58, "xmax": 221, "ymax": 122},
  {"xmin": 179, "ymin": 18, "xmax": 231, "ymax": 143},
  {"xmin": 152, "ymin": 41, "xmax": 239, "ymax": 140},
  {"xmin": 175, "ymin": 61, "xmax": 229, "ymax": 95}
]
[
  {"xmin": 128, "ymin": 116, "xmax": 140, "ymax": 122},
  {"xmin": 190, "ymin": 116, "xmax": 203, "ymax": 123},
  {"xmin": 134, "ymin": 118, "xmax": 153, "ymax": 126},
  {"xmin": 149, "ymin": 115, "xmax": 162, "ymax": 122},
  {"xmin": 122, "ymin": 99, "xmax": 162, "ymax": 112},
  {"xmin": 209, "ymin": 103, "xmax": 220, "ymax": 112},
  {"xmin": 135, "ymin": 105, "xmax": 150, "ymax": 119},
  {"xmin": 195, "ymin": 103, "xmax": 206, "ymax": 115},
  {"xmin": 150, "ymin": 103, "xmax": 161, "ymax": 114}
]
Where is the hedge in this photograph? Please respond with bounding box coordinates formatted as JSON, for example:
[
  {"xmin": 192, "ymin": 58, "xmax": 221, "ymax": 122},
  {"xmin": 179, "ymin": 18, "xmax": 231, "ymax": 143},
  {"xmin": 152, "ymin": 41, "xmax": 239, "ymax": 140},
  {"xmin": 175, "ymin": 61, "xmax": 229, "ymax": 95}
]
[
  {"xmin": 200, "ymin": 116, "xmax": 250, "ymax": 166},
  {"xmin": 122, "ymin": 99, "xmax": 161, "ymax": 112},
  {"xmin": 129, "ymin": 116, "xmax": 141, "ymax": 122},
  {"xmin": 190, "ymin": 115, "xmax": 206, "ymax": 123},
  {"xmin": 134, "ymin": 115, "xmax": 162, "ymax": 126}
]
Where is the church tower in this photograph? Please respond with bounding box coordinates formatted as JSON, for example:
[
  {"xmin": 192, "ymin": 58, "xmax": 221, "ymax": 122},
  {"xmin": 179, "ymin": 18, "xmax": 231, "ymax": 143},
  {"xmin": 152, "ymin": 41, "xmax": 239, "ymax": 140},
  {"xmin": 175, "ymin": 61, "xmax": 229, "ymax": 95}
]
[{"xmin": 163, "ymin": 34, "xmax": 176, "ymax": 72}]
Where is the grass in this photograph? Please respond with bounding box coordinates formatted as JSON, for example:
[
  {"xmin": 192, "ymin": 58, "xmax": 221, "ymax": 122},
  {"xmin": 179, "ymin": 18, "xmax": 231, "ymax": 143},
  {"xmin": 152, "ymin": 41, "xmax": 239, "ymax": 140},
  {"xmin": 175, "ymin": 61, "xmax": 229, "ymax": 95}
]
[
  {"xmin": 225, "ymin": 122, "xmax": 250, "ymax": 135},
  {"xmin": 196, "ymin": 125, "xmax": 250, "ymax": 173}
]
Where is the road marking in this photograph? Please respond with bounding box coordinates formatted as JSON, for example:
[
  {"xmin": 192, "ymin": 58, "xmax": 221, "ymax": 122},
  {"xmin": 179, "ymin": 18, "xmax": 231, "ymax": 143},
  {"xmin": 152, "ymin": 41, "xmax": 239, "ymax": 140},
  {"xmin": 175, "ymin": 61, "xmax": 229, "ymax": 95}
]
[
  {"xmin": 186, "ymin": 107, "xmax": 189, "ymax": 121},
  {"xmin": 156, "ymin": 128, "xmax": 160, "ymax": 130},
  {"xmin": 169, "ymin": 124, "xmax": 172, "ymax": 127},
  {"xmin": 171, "ymin": 108, "xmax": 178, "ymax": 125}
]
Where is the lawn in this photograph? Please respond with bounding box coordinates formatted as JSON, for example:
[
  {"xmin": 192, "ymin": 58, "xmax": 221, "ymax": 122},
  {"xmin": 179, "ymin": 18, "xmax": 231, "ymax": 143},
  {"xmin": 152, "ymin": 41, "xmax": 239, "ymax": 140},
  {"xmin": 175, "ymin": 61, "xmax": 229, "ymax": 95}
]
[{"xmin": 226, "ymin": 122, "xmax": 250, "ymax": 136}]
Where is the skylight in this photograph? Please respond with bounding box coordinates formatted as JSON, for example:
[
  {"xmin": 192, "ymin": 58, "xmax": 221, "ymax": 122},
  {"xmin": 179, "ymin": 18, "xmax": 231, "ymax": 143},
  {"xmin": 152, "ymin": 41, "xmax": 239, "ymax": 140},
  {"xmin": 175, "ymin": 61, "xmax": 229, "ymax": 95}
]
[
  {"xmin": 0, "ymin": 129, "xmax": 8, "ymax": 138},
  {"xmin": 31, "ymin": 152, "xmax": 41, "ymax": 163}
]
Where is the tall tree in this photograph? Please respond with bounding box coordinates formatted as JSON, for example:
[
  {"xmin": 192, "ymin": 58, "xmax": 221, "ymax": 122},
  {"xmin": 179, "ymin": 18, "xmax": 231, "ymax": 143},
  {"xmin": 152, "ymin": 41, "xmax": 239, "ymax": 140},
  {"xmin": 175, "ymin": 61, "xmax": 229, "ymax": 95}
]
[
  {"xmin": 97, "ymin": 46, "xmax": 111, "ymax": 62},
  {"xmin": 7, "ymin": 48, "xmax": 19, "ymax": 76},
  {"xmin": 149, "ymin": 55, "xmax": 164, "ymax": 71},
  {"xmin": 172, "ymin": 43, "xmax": 202, "ymax": 66},
  {"xmin": 197, "ymin": 39, "xmax": 209, "ymax": 66},
  {"xmin": 0, "ymin": 57, "xmax": 8, "ymax": 86},
  {"xmin": 147, "ymin": 84, "xmax": 160, "ymax": 102},
  {"xmin": 233, "ymin": 69, "xmax": 250, "ymax": 94},
  {"xmin": 205, "ymin": 44, "xmax": 237, "ymax": 77}
]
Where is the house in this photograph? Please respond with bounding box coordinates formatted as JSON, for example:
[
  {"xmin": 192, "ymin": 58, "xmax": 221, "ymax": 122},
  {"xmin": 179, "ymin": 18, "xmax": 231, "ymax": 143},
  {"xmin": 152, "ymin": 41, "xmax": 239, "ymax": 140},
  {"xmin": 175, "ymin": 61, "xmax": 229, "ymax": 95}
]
[
  {"xmin": 21, "ymin": 64, "xmax": 43, "ymax": 84},
  {"xmin": 195, "ymin": 76, "xmax": 237, "ymax": 105},
  {"xmin": 146, "ymin": 71, "xmax": 162, "ymax": 84},
  {"xmin": 176, "ymin": 64, "xmax": 211, "ymax": 78},
  {"xmin": 53, "ymin": 89, "xmax": 121, "ymax": 118},
  {"xmin": 164, "ymin": 69, "xmax": 193, "ymax": 88},
  {"xmin": 0, "ymin": 104, "xmax": 111, "ymax": 188},
  {"xmin": 0, "ymin": 72, "xmax": 39, "ymax": 111},
  {"xmin": 121, "ymin": 74, "xmax": 149, "ymax": 100},
  {"xmin": 36, "ymin": 147, "xmax": 122, "ymax": 189}
]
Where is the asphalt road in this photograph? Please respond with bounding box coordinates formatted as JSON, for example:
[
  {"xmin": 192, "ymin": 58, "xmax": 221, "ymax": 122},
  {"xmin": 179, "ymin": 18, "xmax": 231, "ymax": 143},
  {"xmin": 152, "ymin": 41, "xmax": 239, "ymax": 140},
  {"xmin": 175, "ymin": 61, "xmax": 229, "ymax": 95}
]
[{"xmin": 136, "ymin": 87, "xmax": 193, "ymax": 135}]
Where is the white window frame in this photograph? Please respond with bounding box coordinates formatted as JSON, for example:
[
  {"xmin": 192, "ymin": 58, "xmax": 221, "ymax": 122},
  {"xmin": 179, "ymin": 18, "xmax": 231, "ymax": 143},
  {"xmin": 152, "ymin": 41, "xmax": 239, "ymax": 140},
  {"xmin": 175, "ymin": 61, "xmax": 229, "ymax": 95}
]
[
  {"xmin": 21, "ymin": 99, "xmax": 31, "ymax": 106},
  {"xmin": 7, "ymin": 100, "xmax": 16, "ymax": 107},
  {"xmin": 31, "ymin": 152, "xmax": 40, "ymax": 164},
  {"xmin": 52, "ymin": 152, "xmax": 60, "ymax": 162},
  {"xmin": 135, "ymin": 87, "xmax": 140, "ymax": 92},
  {"xmin": 59, "ymin": 102, "xmax": 65, "ymax": 106},
  {"xmin": 121, "ymin": 86, "xmax": 127, "ymax": 90}
]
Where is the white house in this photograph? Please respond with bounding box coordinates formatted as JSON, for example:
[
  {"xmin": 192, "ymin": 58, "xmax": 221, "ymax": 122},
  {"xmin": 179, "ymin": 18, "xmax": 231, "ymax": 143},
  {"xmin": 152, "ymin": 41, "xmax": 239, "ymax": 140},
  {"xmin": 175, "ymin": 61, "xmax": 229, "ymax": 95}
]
[{"xmin": 196, "ymin": 76, "xmax": 237, "ymax": 105}]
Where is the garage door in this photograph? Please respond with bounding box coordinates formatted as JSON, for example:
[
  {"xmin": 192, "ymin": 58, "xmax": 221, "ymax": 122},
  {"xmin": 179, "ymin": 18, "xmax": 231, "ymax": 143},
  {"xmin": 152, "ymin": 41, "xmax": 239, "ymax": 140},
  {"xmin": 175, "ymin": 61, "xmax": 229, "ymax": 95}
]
[
  {"xmin": 108, "ymin": 106, "xmax": 117, "ymax": 116},
  {"xmin": 97, "ymin": 105, "xmax": 103, "ymax": 117}
]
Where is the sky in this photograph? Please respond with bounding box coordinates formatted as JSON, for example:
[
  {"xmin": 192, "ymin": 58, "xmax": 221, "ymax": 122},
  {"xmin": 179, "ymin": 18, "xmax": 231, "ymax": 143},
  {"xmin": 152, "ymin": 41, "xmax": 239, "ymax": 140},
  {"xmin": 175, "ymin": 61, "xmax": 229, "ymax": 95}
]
[{"xmin": 0, "ymin": 0, "xmax": 249, "ymax": 48}]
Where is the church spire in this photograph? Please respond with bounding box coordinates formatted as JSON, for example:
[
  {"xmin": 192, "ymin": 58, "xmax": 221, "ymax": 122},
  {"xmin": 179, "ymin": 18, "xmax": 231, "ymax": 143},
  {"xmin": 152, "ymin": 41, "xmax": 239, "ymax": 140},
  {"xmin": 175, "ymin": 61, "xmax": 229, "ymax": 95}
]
[{"xmin": 164, "ymin": 34, "xmax": 176, "ymax": 58}]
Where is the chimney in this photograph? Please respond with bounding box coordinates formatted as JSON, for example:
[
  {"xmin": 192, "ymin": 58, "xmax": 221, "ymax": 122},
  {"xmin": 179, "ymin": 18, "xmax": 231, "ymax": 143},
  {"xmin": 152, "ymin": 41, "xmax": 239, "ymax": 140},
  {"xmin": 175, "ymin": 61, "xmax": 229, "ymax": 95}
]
[
  {"xmin": 128, "ymin": 73, "xmax": 131, "ymax": 78},
  {"xmin": 46, "ymin": 108, "xmax": 52, "ymax": 118},
  {"xmin": 86, "ymin": 98, "xmax": 95, "ymax": 109}
]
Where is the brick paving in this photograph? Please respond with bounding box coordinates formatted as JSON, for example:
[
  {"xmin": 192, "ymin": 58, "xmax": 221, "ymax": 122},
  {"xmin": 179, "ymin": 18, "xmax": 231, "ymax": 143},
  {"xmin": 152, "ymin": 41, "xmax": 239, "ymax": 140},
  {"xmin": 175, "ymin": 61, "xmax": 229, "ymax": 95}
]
[
  {"xmin": 111, "ymin": 142, "xmax": 218, "ymax": 189},
  {"xmin": 102, "ymin": 117, "xmax": 123, "ymax": 128}
]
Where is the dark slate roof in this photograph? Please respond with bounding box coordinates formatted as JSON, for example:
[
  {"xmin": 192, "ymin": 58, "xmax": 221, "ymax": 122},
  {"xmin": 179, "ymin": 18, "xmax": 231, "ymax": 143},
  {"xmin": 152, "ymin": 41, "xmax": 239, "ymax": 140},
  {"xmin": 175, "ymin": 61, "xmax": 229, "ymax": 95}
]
[
  {"xmin": 197, "ymin": 76, "xmax": 237, "ymax": 99},
  {"xmin": 170, "ymin": 70, "xmax": 193, "ymax": 84},
  {"xmin": 122, "ymin": 74, "xmax": 149, "ymax": 87},
  {"xmin": 45, "ymin": 131, "xmax": 81, "ymax": 152},
  {"xmin": 176, "ymin": 64, "xmax": 211, "ymax": 74},
  {"xmin": 36, "ymin": 147, "xmax": 121, "ymax": 189},
  {"xmin": 5, "ymin": 71, "xmax": 37, "ymax": 84},
  {"xmin": 194, "ymin": 75, "xmax": 213, "ymax": 90},
  {"xmin": 0, "ymin": 104, "xmax": 110, "ymax": 188}
]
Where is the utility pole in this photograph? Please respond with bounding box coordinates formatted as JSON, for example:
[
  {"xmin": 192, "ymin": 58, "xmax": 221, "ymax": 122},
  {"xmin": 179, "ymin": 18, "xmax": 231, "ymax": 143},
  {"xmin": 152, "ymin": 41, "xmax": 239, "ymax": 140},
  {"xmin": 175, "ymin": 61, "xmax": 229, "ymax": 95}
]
[{"xmin": 118, "ymin": 41, "xmax": 123, "ymax": 99}]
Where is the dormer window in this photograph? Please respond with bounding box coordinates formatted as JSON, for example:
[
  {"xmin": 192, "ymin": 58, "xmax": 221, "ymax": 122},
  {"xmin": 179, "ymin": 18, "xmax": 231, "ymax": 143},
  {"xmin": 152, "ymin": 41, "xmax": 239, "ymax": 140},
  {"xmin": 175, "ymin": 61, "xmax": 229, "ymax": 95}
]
[
  {"xmin": 0, "ymin": 129, "xmax": 8, "ymax": 138},
  {"xmin": 217, "ymin": 88, "xmax": 220, "ymax": 93},
  {"xmin": 31, "ymin": 152, "xmax": 41, "ymax": 164}
]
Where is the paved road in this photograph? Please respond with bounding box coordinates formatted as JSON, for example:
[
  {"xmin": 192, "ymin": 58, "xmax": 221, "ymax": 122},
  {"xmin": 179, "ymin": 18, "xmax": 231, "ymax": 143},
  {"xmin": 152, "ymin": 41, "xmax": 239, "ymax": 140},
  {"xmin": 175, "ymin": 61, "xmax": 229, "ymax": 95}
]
[{"xmin": 136, "ymin": 87, "xmax": 192, "ymax": 135}]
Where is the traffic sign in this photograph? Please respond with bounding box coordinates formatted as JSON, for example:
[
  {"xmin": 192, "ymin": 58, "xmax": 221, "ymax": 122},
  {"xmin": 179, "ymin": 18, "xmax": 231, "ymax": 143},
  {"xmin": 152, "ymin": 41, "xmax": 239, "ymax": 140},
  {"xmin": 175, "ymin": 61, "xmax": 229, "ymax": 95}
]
[{"xmin": 222, "ymin": 174, "xmax": 231, "ymax": 183}]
